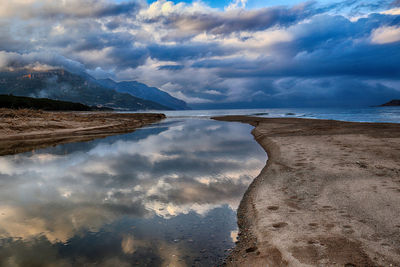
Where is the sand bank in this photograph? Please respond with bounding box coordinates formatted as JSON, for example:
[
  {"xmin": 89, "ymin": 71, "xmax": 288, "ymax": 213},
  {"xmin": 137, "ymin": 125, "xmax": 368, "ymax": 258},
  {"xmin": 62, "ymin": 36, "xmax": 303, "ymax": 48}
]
[
  {"xmin": 0, "ymin": 109, "xmax": 165, "ymax": 156},
  {"xmin": 213, "ymin": 116, "xmax": 400, "ymax": 267}
]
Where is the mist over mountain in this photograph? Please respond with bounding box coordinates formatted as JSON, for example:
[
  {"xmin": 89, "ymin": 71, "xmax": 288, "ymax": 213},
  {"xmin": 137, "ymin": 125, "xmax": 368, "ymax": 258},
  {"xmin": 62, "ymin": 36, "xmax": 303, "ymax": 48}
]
[
  {"xmin": 97, "ymin": 78, "xmax": 189, "ymax": 110},
  {"xmin": 0, "ymin": 69, "xmax": 171, "ymax": 111}
]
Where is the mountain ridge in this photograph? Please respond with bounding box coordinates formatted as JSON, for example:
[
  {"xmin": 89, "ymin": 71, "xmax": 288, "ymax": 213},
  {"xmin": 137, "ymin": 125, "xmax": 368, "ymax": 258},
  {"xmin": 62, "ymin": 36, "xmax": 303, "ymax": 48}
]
[
  {"xmin": 97, "ymin": 78, "xmax": 189, "ymax": 110},
  {"xmin": 0, "ymin": 69, "xmax": 171, "ymax": 111}
]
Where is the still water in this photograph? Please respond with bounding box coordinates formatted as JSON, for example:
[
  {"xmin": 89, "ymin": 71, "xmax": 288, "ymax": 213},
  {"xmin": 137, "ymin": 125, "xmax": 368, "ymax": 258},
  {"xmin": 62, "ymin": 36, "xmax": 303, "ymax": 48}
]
[
  {"xmin": 0, "ymin": 118, "xmax": 266, "ymax": 266},
  {"xmin": 160, "ymin": 106, "xmax": 400, "ymax": 123}
]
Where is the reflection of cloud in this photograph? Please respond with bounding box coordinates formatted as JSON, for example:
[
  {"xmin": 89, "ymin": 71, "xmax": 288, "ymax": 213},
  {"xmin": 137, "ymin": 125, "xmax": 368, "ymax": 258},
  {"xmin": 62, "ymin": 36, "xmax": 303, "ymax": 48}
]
[
  {"xmin": 158, "ymin": 241, "xmax": 186, "ymax": 267},
  {"xmin": 0, "ymin": 204, "xmax": 117, "ymax": 243},
  {"xmin": 121, "ymin": 234, "xmax": 136, "ymax": 254},
  {"xmin": 0, "ymin": 119, "xmax": 265, "ymax": 245}
]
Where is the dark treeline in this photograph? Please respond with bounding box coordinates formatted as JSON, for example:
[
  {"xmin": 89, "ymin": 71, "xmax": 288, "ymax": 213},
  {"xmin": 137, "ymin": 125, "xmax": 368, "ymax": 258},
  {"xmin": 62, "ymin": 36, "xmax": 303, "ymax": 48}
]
[{"xmin": 0, "ymin": 94, "xmax": 113, "ymax": 111}]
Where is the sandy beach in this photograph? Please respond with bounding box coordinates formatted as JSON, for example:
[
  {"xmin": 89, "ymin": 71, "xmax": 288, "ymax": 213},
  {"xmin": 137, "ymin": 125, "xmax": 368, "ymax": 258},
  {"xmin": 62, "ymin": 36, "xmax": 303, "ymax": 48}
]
[
  {"xmin": 0, "ymin": 109, "xmax": 165, "ymax": 156},
  {"xmin": 214, "ymin": 116, "xmax": 400, "ymax": 267}
]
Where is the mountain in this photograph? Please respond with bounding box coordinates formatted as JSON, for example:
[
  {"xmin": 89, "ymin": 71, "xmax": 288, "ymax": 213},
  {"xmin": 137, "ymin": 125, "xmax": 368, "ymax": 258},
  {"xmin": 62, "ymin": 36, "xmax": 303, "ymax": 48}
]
[
  {"xmin": 0, "ymin": 70, "xmax": 170, "ymax": 111},
  {"xmin": 98, "ymin": 78, "xmax": 189, "ymax": 110},
  {"xmin": 380, "ymin": 100, "xmax": 400, "ymax": 106}
]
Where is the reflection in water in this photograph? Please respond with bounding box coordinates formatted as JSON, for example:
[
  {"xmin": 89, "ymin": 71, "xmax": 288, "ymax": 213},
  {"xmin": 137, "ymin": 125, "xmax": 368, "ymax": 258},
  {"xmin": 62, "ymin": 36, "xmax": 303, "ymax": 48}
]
[{"xmin": 0, "ymin": 119, "xmax": 266, "ymax": 266}]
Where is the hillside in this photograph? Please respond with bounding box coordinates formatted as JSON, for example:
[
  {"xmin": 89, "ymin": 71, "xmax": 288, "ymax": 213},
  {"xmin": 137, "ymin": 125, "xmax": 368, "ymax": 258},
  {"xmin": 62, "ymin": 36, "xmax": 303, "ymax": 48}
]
[
  {"xmin": 380, "ymin": 100, "xmax": 400, "ymax": 106},
  {"xmin": 0, "ymin": 94, "xmax": 112, "ymax": 111},
  {"xmin": 0, "ymin": 70, "xmax": 170, "ymax": 111},
  {"xmin": 98, "ymin": 78, "xmax": 189, "ymax": 110}
]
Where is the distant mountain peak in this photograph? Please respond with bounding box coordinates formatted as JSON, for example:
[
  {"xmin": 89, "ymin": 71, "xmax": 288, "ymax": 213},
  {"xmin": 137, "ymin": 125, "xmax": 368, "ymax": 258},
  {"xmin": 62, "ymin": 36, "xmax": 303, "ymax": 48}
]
[{"xmin": 97, "ymin": 78, "xmax": 189, "ymax": 110}]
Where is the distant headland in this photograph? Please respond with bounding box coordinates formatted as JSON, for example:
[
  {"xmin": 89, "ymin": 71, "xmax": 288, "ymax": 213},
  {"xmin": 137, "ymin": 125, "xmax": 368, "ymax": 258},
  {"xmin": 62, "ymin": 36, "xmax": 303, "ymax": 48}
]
[{"xmin": 380, "ymin": 100, "xmax": 400, "ymax": 106}]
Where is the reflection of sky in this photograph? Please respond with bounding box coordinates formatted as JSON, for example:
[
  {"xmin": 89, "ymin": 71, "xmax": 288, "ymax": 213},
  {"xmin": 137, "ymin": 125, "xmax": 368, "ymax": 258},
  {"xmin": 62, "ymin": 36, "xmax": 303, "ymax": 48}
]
[{"xmin": 0, "ymin": 119, "xmax": 266, "ymax": 266}]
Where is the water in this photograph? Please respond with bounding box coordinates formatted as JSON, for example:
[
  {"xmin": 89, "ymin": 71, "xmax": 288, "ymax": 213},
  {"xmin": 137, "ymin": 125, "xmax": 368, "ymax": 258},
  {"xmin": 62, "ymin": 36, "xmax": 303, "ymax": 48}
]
[
  {"xmin": 159, "ymin": 106, "xmax": 400, "ymax": 123},
  {"xmin": 0, "ymin": 118, "xmax": 266, "ymax": 266},
  {"xmin": 1, "ymin": 106, "xmax": 398, "ymax": 266}
]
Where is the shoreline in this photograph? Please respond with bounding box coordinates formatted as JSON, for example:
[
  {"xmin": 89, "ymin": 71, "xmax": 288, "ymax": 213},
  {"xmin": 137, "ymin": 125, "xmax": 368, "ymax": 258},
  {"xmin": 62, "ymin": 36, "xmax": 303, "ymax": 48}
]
[
  {"xmin": 0, "ymin": 109, "xmax": 165, "ymax": 156},
  {"xmin": 213, "ymin": 116, "xmax": 400, "ymax": 266}
]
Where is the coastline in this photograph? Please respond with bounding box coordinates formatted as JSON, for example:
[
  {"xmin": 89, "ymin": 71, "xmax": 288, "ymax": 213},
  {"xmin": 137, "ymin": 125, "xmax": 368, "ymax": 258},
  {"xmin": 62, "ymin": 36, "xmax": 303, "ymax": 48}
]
[
  {"xmin": 213, "ymin": 116, "xmax": 400, "ymax": 266},
  {"xmin": 0, "ymin": 109, "xmax": 165, "ymax": 156}
]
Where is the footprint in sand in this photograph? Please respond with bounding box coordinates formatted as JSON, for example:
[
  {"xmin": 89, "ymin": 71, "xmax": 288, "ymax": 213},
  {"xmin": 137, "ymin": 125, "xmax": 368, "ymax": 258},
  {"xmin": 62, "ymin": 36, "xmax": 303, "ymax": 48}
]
[
  {"xmin": 325, "ymin": 223, "xmax": 335, "ymax": 229},
  {"xmin": 272, "ymin": 222, "xmax": 288, "ymax": 229},
  {"xmin": 342, "ymin": 225, "xmax": 354, "ymax": 234}
]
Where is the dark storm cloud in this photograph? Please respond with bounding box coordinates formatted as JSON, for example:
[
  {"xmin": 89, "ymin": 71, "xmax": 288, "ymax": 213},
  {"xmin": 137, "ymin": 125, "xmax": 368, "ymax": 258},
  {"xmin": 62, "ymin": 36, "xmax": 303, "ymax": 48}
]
[
  {"xmin": 148, "ymin": 43, "xmax": 233, "ymax": 61},
  {"xmin": 94, "ymin": 1, "xmax": 141, "ymax": 17},
  {"xmin": 19, "ymin": 1, "xmax": 141, "ymax": 20},
  {"xmin": 158, "ymin": 65, "xmax": 185, "ymax": 71},
  {"xmin": 106, "ymin": 46, "xmax": 149, "ymax": 69},
  {"xmin": 192, "ymin": 13, "xmax": 400, "ymax": 80},
  {"xmin": 191, "ymin": 76, "xmax": 400, "ymax": 109},
  {"xmin": 153, "ymin": 2, "xmax": 317, "ymax": 35},
  {"xmin": 271, "ymin": 78, "xmax": 400, "ymax": 107}
]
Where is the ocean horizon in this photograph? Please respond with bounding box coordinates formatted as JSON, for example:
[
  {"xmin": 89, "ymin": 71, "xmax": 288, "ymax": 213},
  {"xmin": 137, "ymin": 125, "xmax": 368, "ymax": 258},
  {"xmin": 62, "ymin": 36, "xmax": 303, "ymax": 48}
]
[{"xmin": 128, "ymin": 106, "xmax": 400, "ymax": 124}]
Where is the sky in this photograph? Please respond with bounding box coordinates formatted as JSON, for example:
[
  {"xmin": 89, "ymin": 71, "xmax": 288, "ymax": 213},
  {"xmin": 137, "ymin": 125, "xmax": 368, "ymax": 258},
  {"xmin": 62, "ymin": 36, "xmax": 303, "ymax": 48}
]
[{"xmin": 0, "ymin": 0, "xmax": 399, "ymax": 108}]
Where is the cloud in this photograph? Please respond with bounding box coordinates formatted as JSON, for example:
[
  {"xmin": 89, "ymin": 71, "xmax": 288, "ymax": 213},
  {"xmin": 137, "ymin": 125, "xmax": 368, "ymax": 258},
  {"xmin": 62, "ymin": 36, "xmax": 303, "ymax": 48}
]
[
  {"xmin": 226, "ymin": 0, "xmax": 248, "ymax": 10},
  {"xmin": 152, "ymin": 1, "xmax": 317, "ymax": 36},
  {"xmin": 391, "ymin": 0, "xmax": 400, "ymax": 7},
  {"xmin": 0, "ymin": 51, "xmax": 85, "ymax": 72},
  {"xmin": 148, "ymin": 43, "xmax": 233, "ymax": 61},
  {"xmin": 0, "ymin": 0, "xmax": 142, "ymax": 19},
  {"xmin": 0, "ymin": 0, "xmax": 399, "ymax": 106},
  {"xmin": 382, "ymin": 7, "xmax": 400, "ymax": 14},
  {"xmin": 371, "ymin": 25, "xmax": 400, "ymax": 43}
]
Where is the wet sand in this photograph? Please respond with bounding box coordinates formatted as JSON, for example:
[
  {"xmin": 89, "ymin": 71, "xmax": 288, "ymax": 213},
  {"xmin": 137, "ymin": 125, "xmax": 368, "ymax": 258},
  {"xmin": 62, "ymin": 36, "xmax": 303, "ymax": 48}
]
[
  {"xmin": 0, "ymin": 109, "xmax": 165, "ymax": 156},
  {"xmin": 213, "ymin": 116, "xmax": 400, "ymax": 267}
]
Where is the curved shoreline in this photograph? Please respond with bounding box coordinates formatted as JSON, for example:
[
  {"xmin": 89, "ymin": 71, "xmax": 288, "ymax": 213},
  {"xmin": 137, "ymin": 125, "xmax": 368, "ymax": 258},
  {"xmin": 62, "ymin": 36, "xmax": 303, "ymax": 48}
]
[
  {"xmin": 214, "ymin": 116, "xmax": 400, "ymax": 266},
  {"xmin": 0, "ymin": 110, "xmax": 165, "ymax": 156}
]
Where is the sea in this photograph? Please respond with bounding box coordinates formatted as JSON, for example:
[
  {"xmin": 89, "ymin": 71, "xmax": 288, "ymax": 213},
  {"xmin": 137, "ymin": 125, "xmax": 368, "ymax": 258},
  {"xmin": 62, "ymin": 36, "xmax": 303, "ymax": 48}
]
[{"xmin": 159, "ymin": 106, "xmax": 400, "ymax": 123}]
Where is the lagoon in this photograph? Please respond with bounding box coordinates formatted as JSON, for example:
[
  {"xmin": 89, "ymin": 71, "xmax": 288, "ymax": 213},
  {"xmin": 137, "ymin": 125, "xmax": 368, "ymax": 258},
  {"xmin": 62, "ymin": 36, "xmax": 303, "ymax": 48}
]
[{"xmin": 0, "ymin": 118, "xmax": 266, "ymax": 266}]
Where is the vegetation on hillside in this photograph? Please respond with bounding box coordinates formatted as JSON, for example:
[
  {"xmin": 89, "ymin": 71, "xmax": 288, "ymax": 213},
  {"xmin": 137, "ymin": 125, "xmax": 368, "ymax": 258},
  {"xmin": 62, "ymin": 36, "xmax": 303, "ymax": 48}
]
[{"xmin": 0, "ymin": 94, "xmax": 113, "ymax": 111}]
